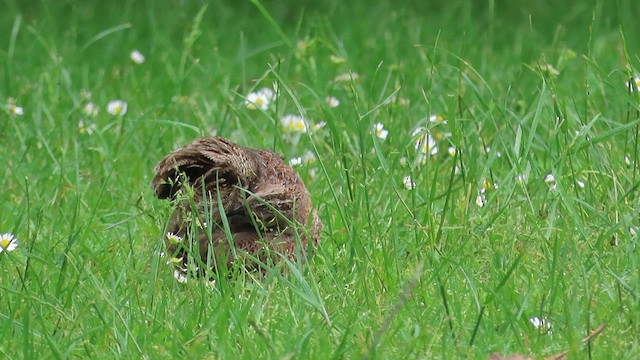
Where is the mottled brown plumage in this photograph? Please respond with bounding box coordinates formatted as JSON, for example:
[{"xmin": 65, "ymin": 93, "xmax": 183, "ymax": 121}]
[{"xmin": 152, "ymin": 137, "xmax": 321, "ymax": 274}]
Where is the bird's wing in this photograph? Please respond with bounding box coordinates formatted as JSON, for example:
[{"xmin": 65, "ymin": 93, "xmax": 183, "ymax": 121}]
[{"xmin": 152, "ymin": 137, "xmax": 258, "ymax": 199}]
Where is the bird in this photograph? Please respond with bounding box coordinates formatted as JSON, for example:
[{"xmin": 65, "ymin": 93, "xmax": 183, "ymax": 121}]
[{"xmin": 151, "ymin": 137, "xmax": 322, "ymax": 276}]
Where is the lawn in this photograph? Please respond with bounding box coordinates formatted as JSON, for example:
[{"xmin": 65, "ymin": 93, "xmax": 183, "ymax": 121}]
[{"xmin": 1, "ymin": 0, "xmax": 640, "ymax": 358}]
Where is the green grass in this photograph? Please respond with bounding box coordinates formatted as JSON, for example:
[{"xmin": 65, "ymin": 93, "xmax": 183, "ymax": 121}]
[{"xmin": 2, "ymin": 0, "xmax": 640, "ymax": 358}]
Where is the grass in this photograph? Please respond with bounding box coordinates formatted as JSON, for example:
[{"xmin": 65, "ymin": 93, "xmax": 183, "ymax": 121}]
[{"xmin": 1, "ymin": 0, "xmax": 640, "ymax": 358}]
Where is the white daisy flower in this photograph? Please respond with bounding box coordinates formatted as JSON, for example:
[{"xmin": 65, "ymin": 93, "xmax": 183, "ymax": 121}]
[
  {"xmin": 429, "ymin": 114, "xmax": 446, "ymax": 124},
  {"xmin": 83, "ymin": 102, "xmax": 99, "ymax": 117},
  {"xmin": 289, "ymin": 157, "xmax": 302, "ymax": 166},
  {"xmin": 529, "ymin": 316, "xmax": 552, "ymax": 334},
  {"xmin": 245, "ymin": 92, "xmax": 269, "ymax": 110},
  {"xmin": 302, "ymin": 150, "xmax": 316, "ymax": 165},
  {"xmin": 626, "ymin": 77, "xmax": 640, "ymax": 92},
  {"xmin": 106, "ymin": 100, "xmax": 128, "ymax": 116},
  {"xmin": 166, "ymin": 232, "xmax": 183, "ymax": 245},
  {"xmin": 9, "ymin": 105, "xmax": 24, "ymax": 116},
  {"xmin": 78, "ymin": 120, "xmax": 97, "ymax": 135},
  {"xmin": 6, "ymin": 98, "xmax": 23, "ymax": 116},
  {"xmin": 312, "ymin": 121, "xmax": 327, "ymax": 132},
  {"xmin": 373, "ymin": 123, "xmax": 389, "ymax": 140},
  {"xmin": 280, "ymin": 114, "xmax": 308, "ymax": 133},
  {"xmin": 475, "ymin": 193, "xmax": 486, "ymax": 208},
  {"xmin": 403, "ymin": 176, "xmax": 416, "ymax": 190},
  {"xmin": 130, "ymin": 50, "xmax": 145, "ymax": 64},
  {"xmin": 258, "ymin": 87, "xmax": 276, "ymax": 101},
  {"xmin": 545, "ymin": 173, "xmax": 557, "ymax": 191},
  {"xmin": 173, "ymin": 270, "xmax": 188, "ymax": 283},
  {"xmin": 0, "ymin": 233, "xmax": 19, "ymax": 253},
  {"xmin": 413, "ymin": 127, "xmax": 438, "ymax": 155},
  {"xmin": 447, "ymin": 146, "xmax": 456, "ymax": 157},
  {"xmin": 245, "ymin": 87, "xmax": 276, "ymax": 111},
  {"xmin": 325, "ymin": 96, "xmax": 340, "ymax": 108}
]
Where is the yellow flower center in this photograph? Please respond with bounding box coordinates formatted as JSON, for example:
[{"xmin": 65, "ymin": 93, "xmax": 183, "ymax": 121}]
[{"xmin": 0, "ymin": 238, "xmax": 10, "ymax": 249}]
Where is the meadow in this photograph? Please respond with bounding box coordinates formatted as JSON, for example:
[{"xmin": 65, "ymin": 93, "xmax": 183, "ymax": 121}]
[{"xmin": 1, "ymin": 0, "xmax": 640, "ymax": 358}]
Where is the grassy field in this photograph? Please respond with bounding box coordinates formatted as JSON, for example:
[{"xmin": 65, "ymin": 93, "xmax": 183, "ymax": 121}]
[{"xmin": 2, "ymin": 0, "xmax": 640, "ymax": 358}]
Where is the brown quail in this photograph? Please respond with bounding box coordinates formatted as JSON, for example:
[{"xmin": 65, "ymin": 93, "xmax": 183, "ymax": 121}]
[{"xmin": 152, "ymin": 137, "xmax": 322, "ymax": 275}]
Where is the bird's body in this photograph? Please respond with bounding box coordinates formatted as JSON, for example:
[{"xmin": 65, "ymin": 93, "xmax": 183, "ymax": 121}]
[{"xmin": 152, "ymin": 137, "xmax": 321, "ymax": 274}]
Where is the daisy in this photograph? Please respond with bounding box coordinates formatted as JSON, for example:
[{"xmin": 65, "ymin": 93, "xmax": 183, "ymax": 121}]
[
  {"xmin": 130, "ymin": 50, "xmax": 145, "ymax": 64},
  {"xmin": 107, "ymin": 100, "xmax": 128, "ymax": 116},
  {"xmin": 310, "ymin": 121, "xmax": 327, "ymax": 133},
  {"xmin": 413, "ymin": 127, "xmax": 438, "ymax": 155},
  {"xmin": 403, "ymin": 176, "xmax": 416, "ymax": 190},
  {"xmin": 166, "ymin": 232, "xmax": 183, "ymax": 245},
  {"xmin": 481, "ymin": 179, "xmax": 498, "ymax": 191},
  {"xmin": 544, "ymin": 173, "xmax": 557, "ymax": 191},
  {"xmin": 280, "ymin": 114, "xmax": 308, "ymax": 133},
  {"xmin": 475, "ymin": 193, "xmax": 486, "ymax": 208},
  {"xmin": 0, "ymin": 233, "xmax": 19, "ymax": 253},
  {"xmin": 325, "ymin": 96, "xmax": 340, "ymax": 108},
  {"xmin": 302, "ymin": 150, "xmax": 316, "ymax": 165},
  {"xmin": 245, "ymin": 92, "xmax": 269, "ymax": 110},
  {"xmin": 8, "ymin": 104, "xmax": 24, "ymax": 116},
  {"xmin": 373, "ymin": 122, "xmax": 388, "ymax": 140},
  {"xmin": 429, "ymin": 114, "xmax": 446, "ymax": 124},
  {"xmin": 6, "ymin": 98, "xmax": 23, "ymax": 116},
  {"xmin": 258, "ymin": 87, "xmax": 276, "ymax": 101},
  {"xmin": 289, "ymin": 157, "xmax": 302, "ymax": 166},
  {"xmin": 529, "ymin": 316, "xmax": 552, "ymax": 334},
  {"xmin": 78, "ymin": 120, "xmax": 97, "ymax": 135},
  {"xmin": 626, "ymin": 77, "xmax": 640, "ymax": 92},
  {"xmin": 245, "ymin": 87, "xmax": 276, "ymax": 111},
  {"xmin": 447, "ymin": 146, "xmax": 457, "ymax": 157},
  {"xmin": 173, "ymin": 269, "xmax": 188, "ymax": 283},
  {"xmin": 83, "ymin": 102, "xmax": 99, "ymax": 117}
]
